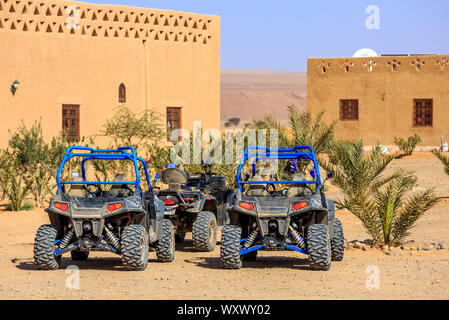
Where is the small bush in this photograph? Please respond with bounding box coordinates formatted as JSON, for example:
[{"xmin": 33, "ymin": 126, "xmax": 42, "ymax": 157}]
[
  {"xmin": 394, "ymin": 134, "xmax": 422, "ymax": 156},
  {"xmin": 21, "ymin": 201, "xmax": 34, "ymax": 211},
  {"xmin": 6, "ymin": 201, "xmax": 34, "ymax": 212},
  {"xmin": 1, "ymin": 167, "xmax": 32, "ymax": 212}
]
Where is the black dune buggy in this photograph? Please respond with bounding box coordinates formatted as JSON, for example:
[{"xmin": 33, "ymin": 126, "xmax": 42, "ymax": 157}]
[
  {"xmin": 155, "ymin": 161, "xmax": 233, "ymax": 252},
  {"xmin": 33, "ymin": 146, "xmax": 175, "ymax": 271},
  {"xmin": 220, "ymin": 146, "xmax": 344, "ymax": 271}
]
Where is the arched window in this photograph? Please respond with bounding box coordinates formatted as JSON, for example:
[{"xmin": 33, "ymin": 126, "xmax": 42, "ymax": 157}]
[{"xmin": 119, "ymin": 83, "xmax": 126, "ymax": 103}]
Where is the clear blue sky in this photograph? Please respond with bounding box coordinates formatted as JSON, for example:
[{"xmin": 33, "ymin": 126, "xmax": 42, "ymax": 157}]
[{"xmin": 85, "ymin": 0, "xmax": 449, "ymax": 72}]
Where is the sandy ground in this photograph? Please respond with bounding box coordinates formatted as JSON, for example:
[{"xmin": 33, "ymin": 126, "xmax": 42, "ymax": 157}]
[{"xmin": 1, "ymin": 153, "xmax": 449, "ymax": 300}]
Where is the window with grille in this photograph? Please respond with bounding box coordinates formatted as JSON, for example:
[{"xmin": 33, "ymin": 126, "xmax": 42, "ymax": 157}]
[
  {"xmin": 166, "ymin": 107, "xmax": 182, "ymax": 141},
  {"xmin": 340, "ymin": 100, "xmax": 359, "ymax": 121},
  {"xmin": 62, "ymin": 105, "xmax": 80, "ymax": 141},
  {"xmin": 413, "ymin": 99, "xmax": 433, "ymax": 127},
  {"xmin": 119, "ymin": 83, "xmax": 126, "ymax": 103}
]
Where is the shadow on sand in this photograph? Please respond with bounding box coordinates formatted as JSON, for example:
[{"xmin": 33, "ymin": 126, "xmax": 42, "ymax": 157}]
[
  {"xmin": 184, "ymin": 255, "xmax": 315, "ymax": 271},
  {"xmin": 12, "ymin": 256, "xmax": 162, "ymax": 272}
]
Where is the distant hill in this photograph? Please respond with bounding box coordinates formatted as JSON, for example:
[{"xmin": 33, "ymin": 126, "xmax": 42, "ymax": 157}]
[{"xmin": 221, "ymin": 69, "xmax": 307, "ymax": 127}]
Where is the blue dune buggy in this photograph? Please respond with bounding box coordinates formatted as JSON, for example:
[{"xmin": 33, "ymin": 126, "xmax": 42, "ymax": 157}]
[
  {"xmin": 220, "ymin": 146, "xmax": 344, "ymax": 270},
  {"xmin": 33, "ymin": 147, "xmax": 174, "ymax": 271}
]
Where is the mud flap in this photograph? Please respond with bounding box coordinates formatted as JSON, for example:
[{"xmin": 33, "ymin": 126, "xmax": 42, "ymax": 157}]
[
  {"xmin": 217, "ymin": 204, "xmax": 230, "ymax": 227},
  {"xmin": 327, "ymin": 199, "xmax": 336, "ymax": 238}
]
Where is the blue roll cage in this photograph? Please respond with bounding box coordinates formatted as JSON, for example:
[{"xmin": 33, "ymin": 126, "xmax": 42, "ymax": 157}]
[
  {"xmin": 56, "ymin": 146, "xmax": 151, "ymax": 193},
  {"xmin": 236, "ymin": 146, "xmax": 322, "ymax": 192}
]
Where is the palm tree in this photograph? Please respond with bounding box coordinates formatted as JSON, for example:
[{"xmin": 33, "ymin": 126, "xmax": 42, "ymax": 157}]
[
  {"xmin": 321, "ymin": 140, "xmax": 397, "ymax": 205},
  {"xmin": 288, "ymin": 105, "xmax": 337, "ymax": 156},
  {"xmin": 432, "ymin": 150, "xmax": 449, "ymax": 176},
  {"xmin": 323, "ymin": 140, "xmax": 440, "ymax": 246}
]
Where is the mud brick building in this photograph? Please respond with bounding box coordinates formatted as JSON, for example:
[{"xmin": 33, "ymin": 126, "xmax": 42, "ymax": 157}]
[
  {"xmin": 0, "ymin": 0, "xmax": 220, "ymax": 147},
  {"xmin": 307, "ymin": 54, "xmax": 449, "ymax": 147}
]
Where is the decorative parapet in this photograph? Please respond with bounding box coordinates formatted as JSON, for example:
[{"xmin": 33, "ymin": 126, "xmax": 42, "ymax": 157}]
[
  {"xmin": 309, "ymin": 55, "xmax": 449, "ymax": 75},
  {"xmin": 0, "ymin": 0, "xmax": 216, "ymax": 44}
]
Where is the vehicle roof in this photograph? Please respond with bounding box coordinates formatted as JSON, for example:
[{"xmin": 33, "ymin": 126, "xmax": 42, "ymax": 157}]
[
  {"xmin": 56, "ymin": 146, "xmax": 151, "ymax": 192},
  {"xmin": 236, "ymin": 146, "xmax": 322, "ymax": 191}
]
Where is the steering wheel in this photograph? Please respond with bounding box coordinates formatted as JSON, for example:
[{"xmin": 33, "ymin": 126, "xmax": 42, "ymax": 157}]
[{"xmin": 86, "ymin": 184, "xmax": 102, "ymax": 197}]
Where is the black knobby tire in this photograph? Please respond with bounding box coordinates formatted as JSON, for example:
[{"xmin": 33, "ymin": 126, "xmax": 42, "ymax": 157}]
[
  {"xmin": 34, "ymin": 225, "xmax": 62, "ymax": 270},
  {"xmin": 331, "ymin": 218, "xmax": 345, "ymax": 261},
  {"xmin": 192, "ymin": 211, "xmax": 217, "ymax": 252},
  {"xmin": 71, "ymin": 250, "xmax": 89, "ymax": 262},
  {"xmin": 306, "ymin": 224, "xmax": 331, "ymax": 271},
  {"xmin": 220, "ymin": 225, "xmax": 243, "ymax": 269},
  {"xmin": 121, "ymin": 225, "xmax": 149, "ymax": 271},
  {"xmin": 156, "ymin": 219, "xmax": 175, "ymax": 262}
]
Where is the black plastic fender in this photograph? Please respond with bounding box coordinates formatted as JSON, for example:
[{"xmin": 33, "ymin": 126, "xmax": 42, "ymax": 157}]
[{"xmin": 326, "ymin": 199, "xmax": 336, "ymax": 238}]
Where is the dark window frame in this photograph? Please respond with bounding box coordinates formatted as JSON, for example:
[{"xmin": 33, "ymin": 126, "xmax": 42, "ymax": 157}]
[
  {"xmin": 339, "ymin": 99, "xmax": 359, "ymax": 121},
  {"xmin": 62, "ymin": 105, "xmax": 80, "ymax": 141},
  {"xmin": 413, "ymin": 99, "xmax": 433, "ymax": 128},
  {"xmin": 119, "ymin": 83, "xmax": 126, "ymax": 103},
  {"xmin": 166, "ymin": 107, "xmax": 182, "ymax": 142}
]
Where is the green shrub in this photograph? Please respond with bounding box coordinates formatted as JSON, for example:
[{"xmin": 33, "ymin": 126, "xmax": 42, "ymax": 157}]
[
  {"xmin": 30, "ymin": 166, "xmax": 53, "ymax": 208},
  {"xmin": 394, "ymin": 134, "xmax": 422, "ymax": 156},
  {"xmin": 6, "ymin": 201, "xmax": 34, "ymax": 212},
  {"xmin": 7, "ymin": 120, "xmax": 49, "ymax": 172},
  {"xmin": 21, "ymin": 201, "xmax": 34, "ymax": 211},
  {"xmin": 323, "ymin": 140, "xmax": 439, "ymax": 246},
  {"xmin": 1, "ymin": 166, "xmax": 32, "ymax": 212}
]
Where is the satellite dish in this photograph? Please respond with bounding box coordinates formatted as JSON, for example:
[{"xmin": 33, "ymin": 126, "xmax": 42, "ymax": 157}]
[{"xmin": 353, "ymin": 48, "xmax": 378, "ymax": 58}]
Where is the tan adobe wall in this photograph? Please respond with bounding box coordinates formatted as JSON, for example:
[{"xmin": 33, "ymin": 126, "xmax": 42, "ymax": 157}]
[
  {"xmin": 307, "ymin": 55, "xmax": 449, "ymax": 146},
  {"xmin": 0, "ymin": 0, "xmax": 220, "ymax": 148}
]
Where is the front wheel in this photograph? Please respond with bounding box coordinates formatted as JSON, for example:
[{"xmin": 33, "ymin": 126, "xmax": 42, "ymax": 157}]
[
  {"xmin": 192, "ymin": 211, "xmax": 217, "ymax": 252},
  {"xmin": 156, "ymin": 219, "xmax": 175, "ymax": 262},
  {"xmin": 121, "ymin": 225, "xmax": 149, "ymax": 271},
  {"xmin": 220, "ymin": 225, "xmax": 243, "ymax": 269},
  {"xmin": 34, "ymin": 225, "xmax": 62, "ymax": 270},
  {"xmin": 306, "ymin": 224, "xmax": 331, "ymax": 271}
]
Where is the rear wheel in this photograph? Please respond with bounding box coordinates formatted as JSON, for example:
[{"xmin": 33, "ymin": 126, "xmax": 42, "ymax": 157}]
[
  {"xmin": 220, "ymin": 225, "xmax": 243, "ymax": 269},
  {"xmin": 121, "ymin": 225, "xmax": 149, "ymax": 271},
  {"xmin": 306, "ymin": 224, "xmax": 331, "ymax": 271},
  {"xmin": 192, "ymin": 211, "xmax": 217, "ymax": 252},
  {"xmin": 71, "ymin": 250, "xmax": 89, "ymax": 262},
  {"xmin": 34, "ymin": 225, "xmax": 62, "ymax": 270},
  {"xmin": 156, "ymin": 219, "xmax": 175, "ymax": 262},
  {"xmin": 331, "ymin": 218, "xmax": 345, "ymax": 261}
]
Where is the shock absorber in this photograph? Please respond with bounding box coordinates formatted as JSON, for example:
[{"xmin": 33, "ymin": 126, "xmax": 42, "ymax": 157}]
[
  {"xmin": 104, "ymin": 225, "xmax": 120, "ymax": 249},
  {"xmin": 244, "ymin": 227, "xmax": 259, "ymax": 249},
  {"xmin": 59, "ymin": 230, "xmax": 74, "ymax": 250},
  {"xmin": 289, "ymin": 226, "xmax": 305, "ymax": 249}
]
